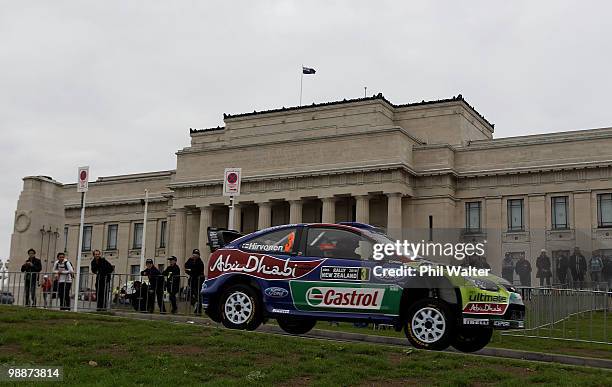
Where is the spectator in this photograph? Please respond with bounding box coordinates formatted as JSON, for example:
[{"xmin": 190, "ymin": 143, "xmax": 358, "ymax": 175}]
[
  {"xmin": 589, "ymin": 253, "xmax": 603, "ymax": 287},
  {"xmin": 557, "ymin": 252, "xmax": 569, "ymax": 286},
  {"xmin": 91, "ymin": 249, "xmax": 115, "ymax": 311},
  {"xmin": 501, "ymin": 253, "xmax": 514, "ymax": 283},
  {"xmin": 162, "ymin": 256, "xmax": 181, "ymax": 314},
  {"xmin": 535, "ymin": 249, "xmax": 552, "ymax": 287},
  {"xmin": 141, "ymin": 259, "xmax": 165, "ymax": 313},
  {"xmin": 129, "ymin": 281, "xmax": 149, "ymax": 312},
  {"xmin": 478, "ymin": 256, "xmax": 491, "ymax": 270},
  {"xmin": 602, "ymin": 257, "xmax": 612, "ymax": 290},
  {"xmin": 52, "ymin": 252, "xmax": 74, "ymax": 310},
  {"xmin": 569, "ymin": 247, "xmax": 587, "ymax": 287},
  {"xmin": 20, "ymin": 248, "xmax": 42, "ymax": 306},
  {"xmin": 185, "ymin": 249, "xmax": 205, "ymax": 315},
  {"xmin": 515, "ymin": 255, "xmax": 532, "ymax": 286},
  {"xmin": 40, "ymin": 275, "xmax": 52, "ymax": 308}
]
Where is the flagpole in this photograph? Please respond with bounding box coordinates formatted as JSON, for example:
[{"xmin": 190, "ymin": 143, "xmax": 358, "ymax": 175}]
[{"xmin": 299, "ymin": 64, "xmax": 303, "ymax": 106}]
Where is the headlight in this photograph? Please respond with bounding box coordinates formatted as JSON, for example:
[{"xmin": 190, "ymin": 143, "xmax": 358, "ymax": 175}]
[{"xmin": 466, "ymin": 277, "xmax": 498, "ymax": 291}]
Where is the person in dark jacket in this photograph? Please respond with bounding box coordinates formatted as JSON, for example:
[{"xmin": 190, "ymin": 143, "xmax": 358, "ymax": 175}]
[
  {"xmin": 535, "ymin": 249, "xmax": 552, "ymax": 287},
  {"xmin": 21, "ymin": 248, "xmax": 42, "ymax": 306},
  {"xmin": 557, "ymin": 252, "xmax": 569, "ymax": 285},
  {"xmin": 185, "ymin": 249, "xmax": 205, "ymax": 314},
  {"xmin": 515, "ymin": 255, "xmax": 532, "ymax": 286},
  {"xmin": 130, "ymin": 281, "xmax": 149, "ymax": 312},
  {"xmin": 91, "ymin": 249, "xmax": 114, "ymax": 311},
  {"xmin": 141, "ymin": 259, "xmax": 165, "ymax": 313},
  {"xmin": 162, "ymin": 256, "xmax": 181, "ymax": 314},
  {"xmin": 569, "ymin": 247, "xmax": 587, "ymax": 287},
  {"xmin": 501, "ymin": 253, "xmax": 514, "ymax": 283}
]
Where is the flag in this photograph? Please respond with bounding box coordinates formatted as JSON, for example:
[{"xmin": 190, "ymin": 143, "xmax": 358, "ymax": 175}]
[{"xmin": 302, "ymin": 66, "xmax": 316, "ymax": 74}]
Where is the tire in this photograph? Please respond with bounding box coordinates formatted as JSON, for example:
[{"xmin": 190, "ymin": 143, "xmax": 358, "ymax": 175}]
[
  {"xmin": 219, "ymin": 284, "xmax": 263, "ymax": 331},
  {"xmin": 451, "ymin": 327, "xmax": 493, "ymax": 353},
  {"xmin": 403, "ymin": 298, "xmax": 454, "ymax": 350},
  {"xmin": 277, "ymin": 317, "xmax": 317, "ymax": 335}
]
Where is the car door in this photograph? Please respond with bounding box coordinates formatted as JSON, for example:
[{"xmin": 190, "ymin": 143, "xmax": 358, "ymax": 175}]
[{"xmin": 290, "ymin": 226, "xmax": 401, "ymax": 316}]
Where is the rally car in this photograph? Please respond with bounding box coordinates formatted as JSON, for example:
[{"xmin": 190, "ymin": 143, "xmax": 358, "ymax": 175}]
[{"xmin": 201, "ymin": 223, "xmax": 525, "ymax": 352}]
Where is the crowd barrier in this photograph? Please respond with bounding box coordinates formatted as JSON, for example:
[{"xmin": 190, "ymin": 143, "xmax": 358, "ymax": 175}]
[{"xmin": 2, "ymin": 272, "xmax": 610, "ymax": 344}]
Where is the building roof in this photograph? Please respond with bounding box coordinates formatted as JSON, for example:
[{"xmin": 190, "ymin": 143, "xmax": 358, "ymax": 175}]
[
  {"xmin": 190, "ymin": 126, "xmax": 225, "ymax": 134},
  {"xmin": 220, "ymin": 93, "xmax": 494, "ymax": 128}
]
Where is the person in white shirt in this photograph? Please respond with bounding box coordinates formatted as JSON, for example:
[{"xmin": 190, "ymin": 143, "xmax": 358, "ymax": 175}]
[{"xmin": 53, "ymin": 252, "xmax": 74, "ymax": 310}]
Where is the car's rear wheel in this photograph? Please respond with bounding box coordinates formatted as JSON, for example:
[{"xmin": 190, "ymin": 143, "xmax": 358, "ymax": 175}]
[
  {"xmin": 451, "ymin": 327, "xmax": 493, "ymax": 353},
  {"xmin": 404, "ymin": 298, "xmax": 454, "ymax": 350},
  {"xmin": 277, "ymin": 317, "xmax": 316, "ymax": 335},
  {"xmin": 219, "ymin": 284, "xmax": 262, "ymax": 331}
]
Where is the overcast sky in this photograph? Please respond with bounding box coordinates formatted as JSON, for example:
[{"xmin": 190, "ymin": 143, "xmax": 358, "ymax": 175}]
[{"xmin": 2, "ymin": 1, "xmax": 612, "ymax": 261}]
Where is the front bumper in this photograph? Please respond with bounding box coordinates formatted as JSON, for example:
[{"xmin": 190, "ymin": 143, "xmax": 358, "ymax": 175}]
[{"xmin": 462, "ymin": 304, "xmax": 525, "ymax": 330}]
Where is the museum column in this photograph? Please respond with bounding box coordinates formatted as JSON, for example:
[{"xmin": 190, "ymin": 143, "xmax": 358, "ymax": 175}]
[
  {"xmin": 289, "ymin": 200, "xmax": 303, "ymax": 224},
  {"xmin": 355, "ymin": 195, "xmax": 370, "ymax": 224},
  {"xmin": 321, "ymin": 197, "xmax": 336, "ymax": 223},
  {"xmin": 231, "ymin": 203, "xmax": 242, "ymax": 232},
  {"xmin": 257, "ymin": 202, "xmax": 272, "ymax": 230},
  {"xmin": 172, "ymin": 208, "xmax": 187, "ymax": 266},
  {"xmin": 386, "ymin": 193, "xmax": 403, "ymax": 240},
  {"xmin": 198, "ymin": 206, "xmax": 213, "ymax": 264}
]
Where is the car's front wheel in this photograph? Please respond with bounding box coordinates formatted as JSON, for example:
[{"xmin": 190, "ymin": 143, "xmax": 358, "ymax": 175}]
[
  {"xmin": 404, "ymin": 298, "xmax": 454, "ymax": 350},
  {"xmin": 277, "ymin": 317, "xmax": 316, "ymax": 335},
  {"xmin": 219, "ymin": 284, "xmax": 262, "ymax": 331},
  {"xmin": 451, "ymin": 327, "xmax": 493, "ymax": 352}
]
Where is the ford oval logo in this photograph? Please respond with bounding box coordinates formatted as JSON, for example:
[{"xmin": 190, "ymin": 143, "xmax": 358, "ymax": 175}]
[{"xmin": 264, "ymin": 287, "xmax": 289, "ymax": 298}]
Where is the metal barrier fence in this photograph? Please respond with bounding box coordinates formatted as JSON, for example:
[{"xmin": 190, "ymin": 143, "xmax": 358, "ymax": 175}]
[
  {"xmin": 0, "ymin": 272, "xmax": 206, "ymax": 315},
  {"xmin": 2, "ymin": 272, "xmax": 610, "ymax": 344},
  {"xmin": 501, "ymin": 286, "xmax": 611, "ymax": 344}
]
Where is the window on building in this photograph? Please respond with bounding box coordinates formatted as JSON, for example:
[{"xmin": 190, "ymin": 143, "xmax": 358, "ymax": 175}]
[
  {"xmin": 63, "ymin": 226, "xmax": 69, "ymax": 252},
  {"xmin": 79, "ymin": 266, "xmax": 90, "ymax": 291},
  {"xmin": 159, "ymin": 220, "xmax": 167, "ymax": 248},
  {"xmin": 305, "ymin": 227, "xmax": 372, "ymax": 261},
  {"xmin": 507, "ymin": 199, "xmax": 524, "ymax": 231},
  {"xmin": 551, "ymin": 196, "xmax": 569, "ymax": 230},
  {"xmin": 107, "ymin": 224, "xmax": 118, "ymax": 250},
  {"xmin": 465, "ymin": 202, "xmax": 481, "ymax": 232},
  {"xmin": 133, "ymin": 223, "xmax": 143, "ymax": 249},
  {"xmin": 597, "ymin": 193, "xmax": 612, "ymax": 228},
  {"xmin": 130, "ymin": 265, "xmax": 140, "ymax": 281},
  {"xmin": 82, "ymin": 225, "xmax": 92, "ymax": 252}
]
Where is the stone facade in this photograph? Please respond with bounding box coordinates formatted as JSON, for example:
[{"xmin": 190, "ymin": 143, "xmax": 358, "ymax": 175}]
[{"xmin": 9, "ymin": 94, "xmax": 612, "ymax": 285}]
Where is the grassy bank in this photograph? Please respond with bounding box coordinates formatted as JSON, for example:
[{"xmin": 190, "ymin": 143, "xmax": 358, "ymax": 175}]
[{"xmin": 0, "ymin": 306, "xmax": 611, "ymax": 386}]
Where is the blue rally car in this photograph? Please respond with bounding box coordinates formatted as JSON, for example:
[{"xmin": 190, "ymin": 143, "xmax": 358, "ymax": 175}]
[{"xmin": 202, "ymin": 223, "xmax": 525, "ymax": 352}]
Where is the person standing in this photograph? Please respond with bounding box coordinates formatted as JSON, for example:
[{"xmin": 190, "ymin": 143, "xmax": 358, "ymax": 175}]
[
  {"xmin": 185, "ymin": 249, "xmax": 205, "ymax": 315},
  {"xmin": 90, "ymin": 250, "xmax": 115, "ymax": 311},
  {"xmin": 569, "ymin": 247, "xmax": 587, "ymax": 287},
  {"xmin": 589, "ymin": 253, "xmax": 604, "ymax": 287},
  {"xmin": 557, "ymin": 252, "xmax": 569, "ymax": 286},
  {"xmin": 535, "ymin": 249, "xmax": 552, "ymax": 287},
  {"xmin": 141, "ymin": 259, "xmax": 165, "ymax": 313},
  {"xmin": 501, "ymin": 253, "xmax": 514, "ymax": 283},
  {"xmin": 53, "ymin": 252, "xmax": 74, "ymax": 310},
  {"xmin": 602, "ymin": 257, "xmax": 612, "ymax": 289},
  {"xmin": 40, "ymin": 275, "xmax": 52, "ymax": 308},
  {"xmin": 515, "ymin": 255, "xmax": 532, "ymax": 286},
  {"xmin": 162, "ymin": 256, "xmax": 181, "ymax": 314},
  {"xmin": 20, "ymin": 248, "xmax": 42, "ymax": 306}
]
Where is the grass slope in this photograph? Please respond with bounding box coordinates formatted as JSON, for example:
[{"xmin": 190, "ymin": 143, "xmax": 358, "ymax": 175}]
[{"xmin": 0, "ymin": 306, "xmax": 611, "ymax": 386}]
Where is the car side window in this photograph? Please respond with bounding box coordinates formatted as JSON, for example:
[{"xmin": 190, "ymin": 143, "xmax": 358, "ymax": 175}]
[
  {"xmin": 240, "ymin": 228, "xmax": 297, "ymax": 254},
  {"xmin": 305, "ymin": 228, "xmax": 373, "ymax": 260}
]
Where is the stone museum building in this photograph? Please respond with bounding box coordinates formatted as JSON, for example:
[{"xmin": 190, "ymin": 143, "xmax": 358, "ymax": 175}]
[{"xmin": 9, "ymin": 94, "xmax": 612, "ymax": 285}]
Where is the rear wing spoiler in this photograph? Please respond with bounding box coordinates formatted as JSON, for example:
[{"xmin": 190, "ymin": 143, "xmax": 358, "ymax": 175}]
[{"xmin": 207, "ymin": 227, "xmax": 244, "ymax": 252}]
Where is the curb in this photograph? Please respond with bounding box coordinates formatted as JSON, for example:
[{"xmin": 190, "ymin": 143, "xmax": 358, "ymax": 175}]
[{"xmin": 109, "ymin": 311, "xmax": 612, "ymax": 369}]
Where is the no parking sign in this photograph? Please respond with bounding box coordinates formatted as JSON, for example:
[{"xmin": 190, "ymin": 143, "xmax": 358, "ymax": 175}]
[{"xmin": 223, "ymin": 168, "xmax": 241, "ymax": 196}]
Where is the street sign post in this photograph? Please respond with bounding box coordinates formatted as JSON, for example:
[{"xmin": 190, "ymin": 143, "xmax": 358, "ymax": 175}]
[
  {"xmin": 73, "ymin": 166, "xmax": 89, "ymax": 312},
  {"xmin": 223, "ymin": 168, "xmax": 241, "ymax": 230}
]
